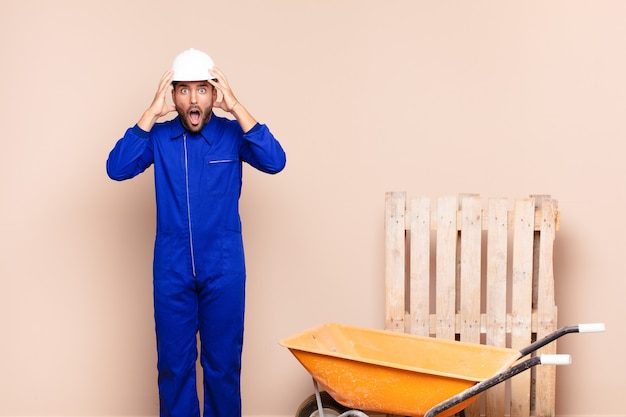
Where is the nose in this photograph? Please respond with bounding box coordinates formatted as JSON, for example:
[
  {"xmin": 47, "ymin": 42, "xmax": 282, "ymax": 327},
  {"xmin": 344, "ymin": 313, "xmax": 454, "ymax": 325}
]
[{"xmin": 190, "ymin": 89, "xmax": 198, "ymax": 104}]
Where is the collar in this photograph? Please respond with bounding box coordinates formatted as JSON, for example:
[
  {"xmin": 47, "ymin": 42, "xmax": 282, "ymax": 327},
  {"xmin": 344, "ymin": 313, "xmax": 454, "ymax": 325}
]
[{"xmin": 170, "ymin": 113, "xmax": 216, "ymax": 145}]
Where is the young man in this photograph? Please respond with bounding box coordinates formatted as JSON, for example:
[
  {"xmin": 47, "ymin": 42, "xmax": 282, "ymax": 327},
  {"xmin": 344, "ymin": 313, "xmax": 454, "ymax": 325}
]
[{"xmin": 106, "ymin": 48, "xmax": 286, "ymax": 417}]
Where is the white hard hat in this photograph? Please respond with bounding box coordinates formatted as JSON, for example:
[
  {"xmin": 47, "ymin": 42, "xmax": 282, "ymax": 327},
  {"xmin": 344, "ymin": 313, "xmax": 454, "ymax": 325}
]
[{"xmin": 171, "ymin": 48, "xmax": 216, "ymax": 81}]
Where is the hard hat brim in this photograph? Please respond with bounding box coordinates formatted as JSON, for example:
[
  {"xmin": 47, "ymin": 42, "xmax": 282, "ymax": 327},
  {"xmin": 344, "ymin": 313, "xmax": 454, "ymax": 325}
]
[{"xmin": 171, "ymin": 74, "xmax": 218, "ymax": 82}]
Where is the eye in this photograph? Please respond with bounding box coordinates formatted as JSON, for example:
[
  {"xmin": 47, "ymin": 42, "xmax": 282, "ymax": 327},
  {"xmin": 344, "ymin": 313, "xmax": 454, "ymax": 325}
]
[
  {"xmin": 180, "ymin": 87, "xmax": 189, "ymax": 94},
  {"xmin": 198, "ymin": 87, "xmax": 207, "ymax": 94}
]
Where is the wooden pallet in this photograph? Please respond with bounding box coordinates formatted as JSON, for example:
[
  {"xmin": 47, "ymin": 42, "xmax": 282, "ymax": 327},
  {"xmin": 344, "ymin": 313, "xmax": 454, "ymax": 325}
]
[{"xmin": 384, "ymin": 193, "xmax": 559, "ymax": 417}]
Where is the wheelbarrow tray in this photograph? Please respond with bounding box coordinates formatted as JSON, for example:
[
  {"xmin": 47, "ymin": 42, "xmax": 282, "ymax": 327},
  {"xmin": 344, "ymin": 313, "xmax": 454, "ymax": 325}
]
[{"xmin": 280, "ymin": 323, "xmax": 521, "ymax": 417}]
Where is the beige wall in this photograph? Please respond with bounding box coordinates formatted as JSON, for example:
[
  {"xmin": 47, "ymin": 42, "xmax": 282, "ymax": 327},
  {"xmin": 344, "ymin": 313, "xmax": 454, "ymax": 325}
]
[{"xmin": 0, "ymin": 1, "xmax": 623, "ymax": 416}]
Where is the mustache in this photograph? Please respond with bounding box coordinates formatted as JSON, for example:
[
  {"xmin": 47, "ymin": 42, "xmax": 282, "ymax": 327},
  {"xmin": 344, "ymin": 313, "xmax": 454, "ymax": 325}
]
[{"xmin": 175, "ymin": 104, "xmax": 202, "ymax": 113}]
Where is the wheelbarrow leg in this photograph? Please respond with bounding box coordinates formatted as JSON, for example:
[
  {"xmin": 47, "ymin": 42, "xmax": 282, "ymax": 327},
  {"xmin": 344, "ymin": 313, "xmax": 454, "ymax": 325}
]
[{"xmin": 313, "ymin": 379, "xmax": 326, "ymax": 417}]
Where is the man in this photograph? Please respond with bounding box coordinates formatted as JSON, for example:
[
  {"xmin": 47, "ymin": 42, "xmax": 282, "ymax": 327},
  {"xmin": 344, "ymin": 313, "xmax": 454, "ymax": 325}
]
[{"xmin": 106, "ymin": 48, "xmax": 286, "ymax": 417}]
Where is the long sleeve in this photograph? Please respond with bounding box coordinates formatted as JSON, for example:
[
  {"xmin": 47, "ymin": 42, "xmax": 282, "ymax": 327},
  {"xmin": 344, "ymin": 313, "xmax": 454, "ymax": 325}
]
[
  {"xmin": 240, "ymin": 123, "xmax": 286, "ymax": 174},
  {"xmin": 106, "ymin": 125, "xmax": 155, "ymax": 181}
]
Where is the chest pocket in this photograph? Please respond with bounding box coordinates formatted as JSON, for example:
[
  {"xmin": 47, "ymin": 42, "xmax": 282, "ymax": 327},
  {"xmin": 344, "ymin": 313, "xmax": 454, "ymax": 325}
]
[{"xmin": 202, "ymin": 154, "xmax": 241, "ymax": 197}]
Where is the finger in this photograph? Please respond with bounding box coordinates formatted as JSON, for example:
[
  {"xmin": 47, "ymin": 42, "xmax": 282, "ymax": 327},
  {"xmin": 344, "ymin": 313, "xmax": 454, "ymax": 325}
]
[
  {"xmin": 159, "ymin": 69, "xmax": 173, "ymax": 84},
  {"xmin": 158, "ymin": 70, "xmax": 174, "ymax": 90},
  {"xmin": 208, "ymin": 67, "xmax": 228, "ymax": 85},
  {"xmin": 211, "ymin": 66, "xmax": 225, "ymax": 78},
  {"xmin": 207, "ymin": 77, "xmax": 221, "ymax": 90}
]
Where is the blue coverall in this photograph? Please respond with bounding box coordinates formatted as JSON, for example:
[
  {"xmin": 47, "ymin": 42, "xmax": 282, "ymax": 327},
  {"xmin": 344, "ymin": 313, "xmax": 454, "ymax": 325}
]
[{"xmin": 106, "ymin": 114, "xmax": 286, "ymax": 417}]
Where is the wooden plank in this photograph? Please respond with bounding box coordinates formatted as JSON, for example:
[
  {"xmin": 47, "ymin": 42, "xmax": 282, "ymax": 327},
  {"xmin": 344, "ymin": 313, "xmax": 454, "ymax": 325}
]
[
  {"xmin": 427, "ymin": 311, "xmax": 545, "ymax": 334},
  {"xmin": 485, "ymin": 198, "xmax": 509, "ymax": 417},
  {"xmin": 459, "ymin": 195, "xmax": 482, "ymax": 344},
  {"xmin": 409, "ymin": 197, "xmax": 431, "ymax": 336},
  {"xmin": 435, "ymin": 196, "xmax": 457, "ymax": 340},
  {"xmin": 534, "ymin": 198, "xmax": 558, "ymax": 417},
  {"xmin": 404, "ymin": 208, "xmax": 559, "ymax": 232},
  {"xmin": 510, "ymin": 198, "xmax": 535, "ymax": 417},
  {"xmin": 459, "ymin": 195, "xmax": 482, "ymax": 417},
  {"xmin": 385, "ymin": 192, "xmax": 406, "ymax": 332},
  {"xmin": 485, "ymin": 198, "xmax": 509, "ymax": 344}
]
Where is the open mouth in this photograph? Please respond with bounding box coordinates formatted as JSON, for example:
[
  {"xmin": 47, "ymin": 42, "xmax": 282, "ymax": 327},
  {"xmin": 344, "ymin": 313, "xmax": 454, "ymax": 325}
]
[{"xmin": 189, "ymin": 108, "xmax": 202, "ymax": 125}]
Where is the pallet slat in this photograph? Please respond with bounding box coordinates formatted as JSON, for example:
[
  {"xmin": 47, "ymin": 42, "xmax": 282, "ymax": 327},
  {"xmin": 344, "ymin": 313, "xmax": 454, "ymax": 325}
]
[
  {"xmin": 459, "ymin": 195, "xmax": 482, "ymax": 344},
  {"xmin": 535, "ymin": 198, "xmax": 558, "ymax": 416},
  {"xmin": 410, "ymin": 196, "xmax": 431, "ymax": 336},
  {"xmin": 485, "ymin": 198, "xmax": 509, "ymax": 417},
  {"xmin": 384, "ymin": 192, "xmax": 405, "ymax": 332},
  {"xmin": 510, "ymin": 199, "xmax": 535, "ymax": 417},
  {"xmin": 435, "ymin": 196, "xmax": 457, "ymax": 340},
  {"xmin": 459, "ymin": 195, "xmax": 482, "ymax": 417}
]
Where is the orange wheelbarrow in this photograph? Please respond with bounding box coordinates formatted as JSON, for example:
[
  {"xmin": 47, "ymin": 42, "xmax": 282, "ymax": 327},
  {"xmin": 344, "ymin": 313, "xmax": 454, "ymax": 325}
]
[{"xmin": 280, "ymin": 322, "xmax": 604, "ymax": 417}]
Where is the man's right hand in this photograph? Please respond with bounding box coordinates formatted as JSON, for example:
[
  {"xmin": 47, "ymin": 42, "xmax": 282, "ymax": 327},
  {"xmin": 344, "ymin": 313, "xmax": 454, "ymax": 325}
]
[{"xmin": 137, "ymin": 70, "xmax": 176, "ymax": 132}]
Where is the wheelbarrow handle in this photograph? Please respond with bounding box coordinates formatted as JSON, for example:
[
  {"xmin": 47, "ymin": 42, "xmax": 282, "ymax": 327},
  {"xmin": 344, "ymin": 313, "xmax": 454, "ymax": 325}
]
[
  {"xmin": 425, "ymin": 354, "xmax": 574, "ymax": 417},
  {"xmin": 518, "ymin": 323, "xmax": 605, "ymax": 357},
  {"xmin": 425, "ymin": 323, "xmax": 604, "ymax": 417},
  {"xmin": 425, "ymin": 352, "xmax": 576, "ymax": 417},
  {"xmin": 540, "ymin": 354, "xmax": 572, "ymax": 365},
  {"xmin": 424, "ymin": 356, "xmax": 541, "ymax": 417},
  {"xmin": 578, "ymin": 323, "xmax": 605, "ymax": 333}
]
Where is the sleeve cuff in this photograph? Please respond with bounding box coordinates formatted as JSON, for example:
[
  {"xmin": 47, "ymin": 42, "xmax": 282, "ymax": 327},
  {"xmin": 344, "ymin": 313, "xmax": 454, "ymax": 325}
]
[
  {"xmin": 246, "ymin": 122, "xmax": 262, "ymax": 135},
  {"xmin": 132, "ymin": 124, "xmax": 150, "ymax": 138}
]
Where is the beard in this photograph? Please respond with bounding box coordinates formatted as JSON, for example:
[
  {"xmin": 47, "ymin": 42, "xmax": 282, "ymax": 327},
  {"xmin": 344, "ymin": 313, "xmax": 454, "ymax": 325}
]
[{"xmin": 177, "ymin": 104, "xmax": 213, "ymax": 133}]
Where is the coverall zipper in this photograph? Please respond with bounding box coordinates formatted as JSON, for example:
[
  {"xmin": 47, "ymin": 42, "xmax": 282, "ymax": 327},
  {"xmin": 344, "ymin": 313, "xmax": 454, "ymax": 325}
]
[{"xmin": 183, "ymin": 134, "xmax": 197, "ymax": 277}]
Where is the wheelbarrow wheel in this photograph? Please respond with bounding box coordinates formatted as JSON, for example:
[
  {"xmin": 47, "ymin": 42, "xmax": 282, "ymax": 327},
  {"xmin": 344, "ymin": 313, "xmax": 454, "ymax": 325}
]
[{"xmin": 295, "ymin": 391, "xmax": 350, "ymax": 417}]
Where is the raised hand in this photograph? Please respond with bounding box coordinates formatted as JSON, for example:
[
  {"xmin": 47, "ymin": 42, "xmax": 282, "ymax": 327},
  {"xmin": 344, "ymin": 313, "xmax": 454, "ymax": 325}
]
[
  {"xmin": 208, "ymin": 67, "xmax": 257, "ymax": 133},
  {"xmin": 138, "ymin": 70, "xmax": 176, "ymax": 132},
  {"xmin": 208, "ymin": 67, "xmax": 239, "ymax": 113}
]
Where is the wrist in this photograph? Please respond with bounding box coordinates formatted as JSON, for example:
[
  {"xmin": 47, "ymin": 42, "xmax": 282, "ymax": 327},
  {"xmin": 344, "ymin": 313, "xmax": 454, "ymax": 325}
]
[{"xmin": 137, "ymin": 109, "xmax": 161, "ymax": 132}]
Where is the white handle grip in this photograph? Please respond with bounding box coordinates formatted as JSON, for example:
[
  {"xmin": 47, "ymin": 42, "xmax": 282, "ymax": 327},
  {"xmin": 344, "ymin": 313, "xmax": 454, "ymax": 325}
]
[
  {"xmin": 540, "ymin": 354, "xmax": 572, "ymax": 365},
  {"xmin": 578, "ymin": 323, "xmax": 605, "ymax": 333}
]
